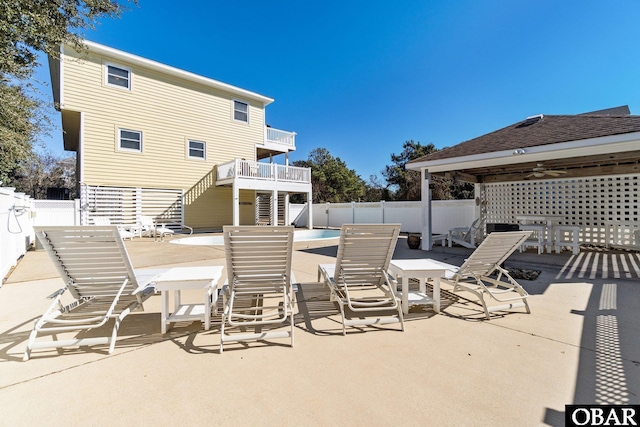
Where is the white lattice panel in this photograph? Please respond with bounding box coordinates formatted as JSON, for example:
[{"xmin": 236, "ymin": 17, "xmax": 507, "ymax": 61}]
[
  {"xmin": 484, "ymin": 173, "xmax": 639, "ymax": 245},
  {"xmin": 81, "ymin": 185, "xmax": 183, "ymax": 226}
]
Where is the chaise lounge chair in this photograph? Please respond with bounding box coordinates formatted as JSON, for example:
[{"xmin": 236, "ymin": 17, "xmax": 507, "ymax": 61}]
[
  {"xmin": 23, "ymin": 226, "xmax": 163, "ymax": 360},
  {"xmin": 91, "ymin": 216, "xmax": 137, "ymax": 240},
  {"xmin": 441, "ymin": 230, "xmax": 533, "ymax": 319},
  {"xmin": 220, "ymin": 225, "xmax": 295, "ymax": 353},
  {"xmin": 318, "ymin": 223, "xmax": 404, "ymax": 335},
  {"xmin": 139, "ymin": 215, "xmax": 175, "ymax": 239}
]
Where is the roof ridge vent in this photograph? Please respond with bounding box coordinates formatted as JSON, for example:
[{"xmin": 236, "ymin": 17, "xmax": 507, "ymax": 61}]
[
  {"xmin": 526, "ymin": 114, "xmax": 544, "ymax": 120},
  {"xmin": 516, "ymin": 114, "xmax": 544, "ymax": 128}
]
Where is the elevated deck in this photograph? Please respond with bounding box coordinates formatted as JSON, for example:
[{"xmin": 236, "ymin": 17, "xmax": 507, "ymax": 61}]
[{"xmin": 216, "ymin": 159, "xmax": 311, "ymax": 192}]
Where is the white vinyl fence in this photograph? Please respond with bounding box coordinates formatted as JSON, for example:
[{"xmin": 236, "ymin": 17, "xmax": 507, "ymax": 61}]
[
  {"xmin": 1, "ymin": 188, "xmax": 35, "ymax": 282},
  {"xmin": 33, "ymin": 200, "xmax": 79, "ymax": 227},
  {"xmin": 294, "ymin": 200, "xmax": 476, "ymax": 233},
  {"xmin": 1, "ymin": 194, "xmax": 475, "ymax": 282}
]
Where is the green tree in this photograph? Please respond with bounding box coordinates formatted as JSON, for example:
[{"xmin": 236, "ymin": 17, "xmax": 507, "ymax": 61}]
[
  {"xmin": 383, "ymin": 140, "xmax": 438, "ymax": 200},
  {"xmin": 0, "ymin": 0, "xmax": 135, "ymax": 188},
  {"xmin": 362, "ymin": 174, "xmax": 392, "ymax": 202},
  {"xmin": 383, "ymin": 140, "xmax": 474, "ymax": 200},
  {"xmin": 292, "ymin": 148, "xmax": 366, "ymax": 203},
  {"xmin": 12, "ymin": 151, "xmax": 76, "ymax": 199},
  {"xmin": 0, "ymin": 83, "xmax": 41, "ymax": 186}
]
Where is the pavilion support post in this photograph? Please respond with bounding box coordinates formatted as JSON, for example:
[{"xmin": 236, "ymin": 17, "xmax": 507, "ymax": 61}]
[
  {"xmin": 421, "ymin": 169, "xmax": 432, "ymax": 250},
  {"xmin": 474, "ymin": 183, "xmax": 482, "ymax": 216},
  {"xmin": 475, "ymin": 183, "xmax": 484, "ymax": 238}
]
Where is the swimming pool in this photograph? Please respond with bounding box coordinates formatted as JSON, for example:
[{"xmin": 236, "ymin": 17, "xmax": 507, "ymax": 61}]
[{"xmin": 170, "ymin": 228, "xmax": 341, "ymax": 246}]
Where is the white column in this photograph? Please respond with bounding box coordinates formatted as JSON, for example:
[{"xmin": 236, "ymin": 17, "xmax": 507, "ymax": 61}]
[
  {"xmin": 421, "ymin": 169, "xmax": 432, "ymax": 250},
  {"xmin": 474, "ymin": 183, "xmax": 482, "ymax": 220},
  {"xmin": 271, "ymin": 190, "xmax": 278, "ymax": 226},
  {"xmin": 79, "ymin": 112, "xmax": 85, "ymax": 186},
  {"xmin": 232, "ymin": 183, "xmax": 239, "ymax": 226},
  {"xmin": 284, "ymin": 193, "xmax": 290, "ymax": 225}
]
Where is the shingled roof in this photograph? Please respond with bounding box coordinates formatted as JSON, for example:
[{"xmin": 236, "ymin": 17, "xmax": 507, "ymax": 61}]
[{"xmin": 408, "ymin": 106, "xmax": 640, "ymax": 164}]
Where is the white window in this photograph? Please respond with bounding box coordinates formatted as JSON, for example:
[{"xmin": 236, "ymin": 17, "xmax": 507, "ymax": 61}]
[
  {"xmin": 233, "ymin": 100, "xmax": 249, "ymax": 123},
  {"xmin": 188, "ymin": 140, "xmax": 206, "ymax": 159},
  {"xmin": 106, "ymin": 64, "xmax": 131, "ymax": 90},
  {"xmin": 118, "ymin": 129, "xmax": 142, "ymax": 152}
]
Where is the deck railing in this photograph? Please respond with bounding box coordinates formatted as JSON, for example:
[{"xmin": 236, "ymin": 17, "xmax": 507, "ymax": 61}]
[
  {"xmin": 264, "ymin": 126, "xmax": 296, "ymax": 148},
  {"xmin": 217, "ymin": 159, "xmax": 310, "ymax": 184}
]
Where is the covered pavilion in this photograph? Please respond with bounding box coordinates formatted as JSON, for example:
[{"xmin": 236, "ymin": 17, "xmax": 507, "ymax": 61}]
[{"xmin": 407, "ymin": 106, "xmax": 640, "ymax": 250}]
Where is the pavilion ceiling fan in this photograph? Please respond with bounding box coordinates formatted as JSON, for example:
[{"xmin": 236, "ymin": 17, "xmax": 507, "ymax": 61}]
[{"xmin": 526, "ymin": 163, "xmax": 567, "ymax": 178}]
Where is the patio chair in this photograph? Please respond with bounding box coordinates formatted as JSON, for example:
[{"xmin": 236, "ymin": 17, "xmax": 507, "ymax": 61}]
[
  {"xmin": 139, "ymin": 215, "xmax": 192, "ymax": 239},
  {"xmin": 24, "ymin": 226, "xmax": 162, "ymax": 360},
  {"xmin": 448, "ymin": 218, "xmax": 481, "ymax": 249},
  {"xmin": 441, "ymin": 230, "xmax": 533, "ymax": 320},
  {"xmin": 90, "ymin": 216, "xmax": 137, "ymax": 240},
  {"xmin": 220, "ymin": 225, "xmax": 295, "ymax": 353},
  {"xmin": 318, "ymin": 223, "xmax": 404, "ymax": 335}
]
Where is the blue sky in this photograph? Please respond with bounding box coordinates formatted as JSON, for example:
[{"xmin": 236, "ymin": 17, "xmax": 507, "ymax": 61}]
[{"xmin": 35, "ymin": 0, "xmax": 640, "ymax": 181}]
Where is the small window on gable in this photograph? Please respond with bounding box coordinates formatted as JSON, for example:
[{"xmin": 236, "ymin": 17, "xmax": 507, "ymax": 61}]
[
  {"xmin": 106, "ymin": 64, "xmax": 131, "ymax": 90},
  {"xmin": 118, "ymin": 129, "xmax": 142, "ymax": 152},
  {"xmin": 233, "ymin": 100, "xmax": 249, "ymax": 123},
  {"xmin": 188, "ymin": 140, "xmax": 206, "ymax": 160}
]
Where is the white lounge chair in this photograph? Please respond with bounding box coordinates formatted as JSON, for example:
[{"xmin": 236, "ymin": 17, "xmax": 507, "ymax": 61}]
[
  {"xmin": 139, "ymin": 215, "xmax": 193, "ymax": 239},
  {"xmin": 24, "ymin": 226, "xmax": 163, "ymax": 360},
  {"xmin": 448, "ymin": 218, "xmax": 481, "ymax": 248},
  {"xmin": 220, "ymin": 225, "xmax": 295, "ymax": 353},
  {"xmin": 318, "ymin": 223, "xmax": 404, "ymax": 335},
  {"xmin": 441, "ymin": 230, "xmax": 533, "ymax": 319},
  {"xmin": 139, "ymin": 215, "xmax": 173, "ymax": 238},
  {"xmin": 91, "ymin": 216, "xmax": 137, "ymax": 240}
]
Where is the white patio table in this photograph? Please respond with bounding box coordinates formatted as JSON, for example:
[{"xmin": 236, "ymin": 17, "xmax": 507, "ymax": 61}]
[
  {"xmin": 153, "ymin": 266, "xmax": 224, "ymax": 333},
  {"xmin": 389, "ymin": 259, "xmax": 455, "ymax": 315},
  {"xmin": 515, "ymin": 214, "xmax": 566, "ymax": 252}
]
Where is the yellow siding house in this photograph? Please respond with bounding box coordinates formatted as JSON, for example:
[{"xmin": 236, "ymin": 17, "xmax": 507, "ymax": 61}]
[{"xmin": 48, "ymin": 41, "xmax": 312, "ymax": 231}]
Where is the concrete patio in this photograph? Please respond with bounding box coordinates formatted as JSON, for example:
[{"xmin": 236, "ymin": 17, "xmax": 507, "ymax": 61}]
[{"xmin": 1, "ymin": 234, "xmax": 639, "ymax": 426}]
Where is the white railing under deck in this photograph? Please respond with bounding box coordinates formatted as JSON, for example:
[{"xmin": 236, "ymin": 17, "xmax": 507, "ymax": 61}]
[
  {"xmin": 263, "ymin": 126, "xmax": 296, "ymax": 148},
  {"xmin": 217, "ymin": 159, "xmax": 310, "ymax": 184}
]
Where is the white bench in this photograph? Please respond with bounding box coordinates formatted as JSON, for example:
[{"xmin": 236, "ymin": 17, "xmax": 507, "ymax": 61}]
[
  {"xmin": 554, "ymin": 225, "xmax": 581, "ymax": 255},
  {"xmin": 519, "ymin": 224, "xmax": 546, "ymax": 254}
]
